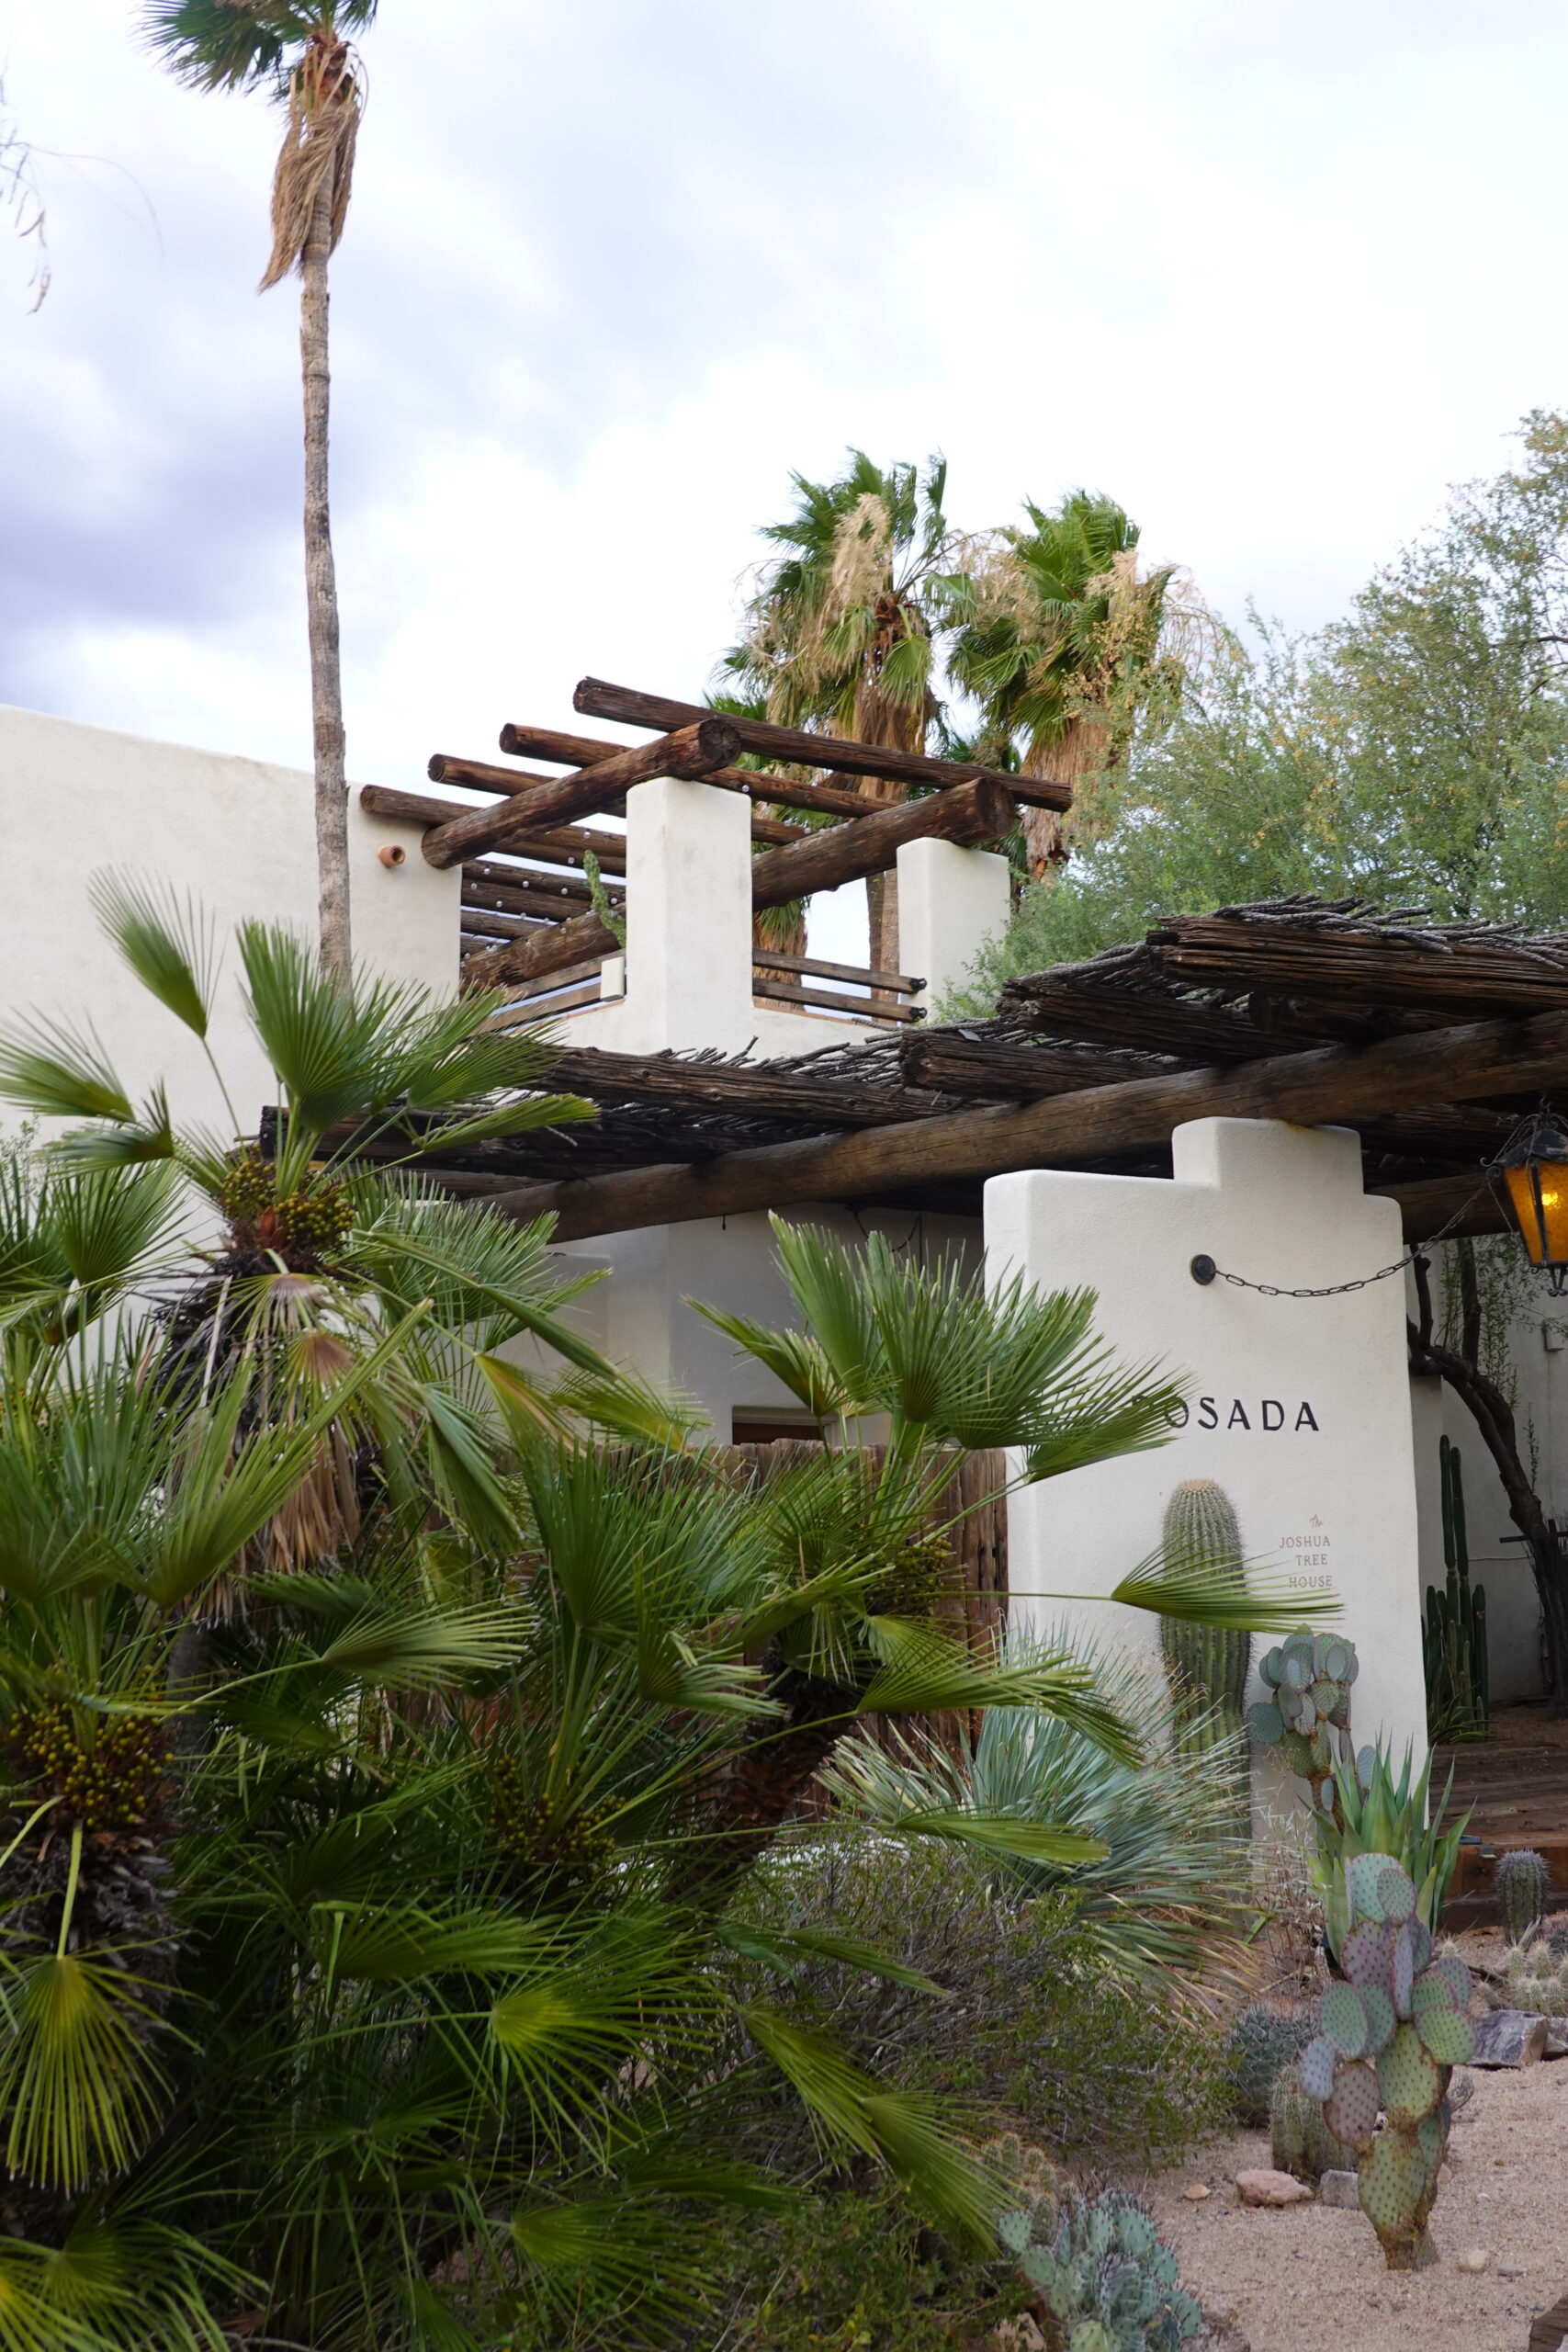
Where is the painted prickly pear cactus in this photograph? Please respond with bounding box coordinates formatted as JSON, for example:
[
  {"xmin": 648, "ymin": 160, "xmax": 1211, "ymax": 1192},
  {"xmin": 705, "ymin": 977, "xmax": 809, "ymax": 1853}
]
[
  {"xmin": 1159, "ymin": 1480, "xmax": 1250, "ymax": 1809},
  {"xmin": 999, "ymin": 2188, "xmax": 1201, "ymax": 2350},
  {"xmin": 1247, "ymin": 1631, "xmax": 1360, "ymax": 1823},
  {"xmin": 1496, "ymin": 1847, "xmax": 1550, "ymax": 1947},
  {"xmin": 1296, "ymin": 1851, "xmax": 1473, "ymax": 2269}
]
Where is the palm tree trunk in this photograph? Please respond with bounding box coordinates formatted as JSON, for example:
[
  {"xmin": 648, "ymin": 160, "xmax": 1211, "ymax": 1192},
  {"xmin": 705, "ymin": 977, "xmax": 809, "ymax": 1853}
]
[{"xmin": 299, "ymin": 180, "xmax": 351, "ymax": 978}]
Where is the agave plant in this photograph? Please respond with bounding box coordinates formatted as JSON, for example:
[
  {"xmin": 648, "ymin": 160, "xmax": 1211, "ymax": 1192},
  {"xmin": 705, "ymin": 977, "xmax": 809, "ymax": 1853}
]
[{"xmin": 821, "ymin": 1631, "xmax": 1251, "ymax": 1980}]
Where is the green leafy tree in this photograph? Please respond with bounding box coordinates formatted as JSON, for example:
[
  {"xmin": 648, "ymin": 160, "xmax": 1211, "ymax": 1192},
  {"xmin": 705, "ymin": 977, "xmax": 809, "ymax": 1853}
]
[
  {"xmin": 954, "ymin": 415, "xmax": 1568, "ymax": 1007},
  {"xmin": 722, "ymin": 452, "xmax": 954, "ymax": 972},
  {"xmin": 141, "ymin": 3, "xmax": 379, "ymax": 979}
]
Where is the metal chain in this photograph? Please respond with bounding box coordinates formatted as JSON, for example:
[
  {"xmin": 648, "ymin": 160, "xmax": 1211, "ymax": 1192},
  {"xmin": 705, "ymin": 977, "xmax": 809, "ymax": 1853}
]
[{"xmin": 1191, "ymin": 1180, "xmax": 1495, "ymax": 1299}]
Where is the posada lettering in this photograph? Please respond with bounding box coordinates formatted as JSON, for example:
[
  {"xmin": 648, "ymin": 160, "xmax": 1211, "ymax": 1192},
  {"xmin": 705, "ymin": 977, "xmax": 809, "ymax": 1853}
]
[{"xmin": 1165, "ymin": 1396, "xmax": 1319, "ymax": 1432}]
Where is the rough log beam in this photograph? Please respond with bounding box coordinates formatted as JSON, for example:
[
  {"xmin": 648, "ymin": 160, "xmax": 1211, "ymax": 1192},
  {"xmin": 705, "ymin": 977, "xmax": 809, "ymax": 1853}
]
[
  {"xmin": 467, "ymin": 836, "xmax": 626, "ymax": 881},
  {"xmin": 570, "ymin": 676, "xmax": 1074, "ymax": 812},
  {"xmin": 538, "ymin": 1046, "xmax": 942, "ymax": 1128},
  {"xmin": 498, "ymin": 722, "xmax": 892, "ymax": 823},
  {"xmin": 1371, "ymin": 1172, "xmax": 1507, "ymax": 1241},
  {"xmin": 367, "ymin": 779, "xmax": 795, "ymax": 850},
  {"xmin": 462, "ymin": 778, "xmax": 1016, "ymax": 993},
  {"xmin": 900, "ymin": 1032, "xmax": 1188, "ymax": 1097},
  {"xmin": 479, "ymin": 1005, "xmax": 1568, "ymax": 1240},
  {"xmin": 420, "ymin": 720, "xmax": 740, "ymax": 870},
  {"xmin": 1150, "ymin": 916, "xmax": 1568, "ymax": 1013}
]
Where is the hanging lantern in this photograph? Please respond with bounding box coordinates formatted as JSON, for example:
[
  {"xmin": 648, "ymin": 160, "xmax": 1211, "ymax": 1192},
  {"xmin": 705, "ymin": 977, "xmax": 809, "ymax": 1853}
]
[{"xmin": 1491, "ymin": 1109, "xmax": 1568, "ymax": 1295}]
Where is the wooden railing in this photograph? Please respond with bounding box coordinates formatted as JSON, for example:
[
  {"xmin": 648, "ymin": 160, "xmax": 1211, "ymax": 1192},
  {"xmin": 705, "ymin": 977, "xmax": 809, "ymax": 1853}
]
[
  {"xmin": 751, "ymin": 949, "xmax": 926, "ymax": 1025},
  {"xmin": 471, "ymin": 950, "xmax": 625, "ymax": 1017}
]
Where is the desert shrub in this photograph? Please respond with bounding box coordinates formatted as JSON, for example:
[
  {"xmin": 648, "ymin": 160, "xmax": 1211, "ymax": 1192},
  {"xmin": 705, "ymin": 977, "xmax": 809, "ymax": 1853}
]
[{"xmin": 727, "ymin": 1837, "xmax": 1231, "ymax": 2171}]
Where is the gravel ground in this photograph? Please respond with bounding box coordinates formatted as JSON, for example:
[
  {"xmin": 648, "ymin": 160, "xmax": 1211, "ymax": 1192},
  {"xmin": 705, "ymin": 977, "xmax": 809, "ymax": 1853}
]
[{"xmin": 1134, "ymin": 2057, "xmax": 1568, "ymax": 2352}]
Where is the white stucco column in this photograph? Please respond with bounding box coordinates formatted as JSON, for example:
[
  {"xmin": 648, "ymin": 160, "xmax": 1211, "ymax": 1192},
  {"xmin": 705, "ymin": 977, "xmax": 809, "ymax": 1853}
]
[
  {"xmin": 985, "ymin": 1116, "xmax": 1428, "ymax": 1764},
  {"xmin": 895, "ymin": 838, "xmax": 1010, "ymax": 1011},
  {"xmin": 620, "ymin": 775, "xmax": 755, "ymax": 1053}
]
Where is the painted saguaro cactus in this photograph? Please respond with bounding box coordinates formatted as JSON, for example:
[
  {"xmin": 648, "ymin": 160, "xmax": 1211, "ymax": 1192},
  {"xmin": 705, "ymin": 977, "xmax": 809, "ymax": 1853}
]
[
  {"xmin": 1159, "ymin": 1479, "xmax": 1250, "ymax": 1809},
  {"xmin": 1296, "ymin": 1851, "xmax": 1473, "ymax": 2268}
]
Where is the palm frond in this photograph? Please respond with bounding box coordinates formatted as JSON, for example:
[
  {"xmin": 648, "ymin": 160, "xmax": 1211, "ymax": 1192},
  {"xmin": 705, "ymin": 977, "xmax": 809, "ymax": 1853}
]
[
  {"xmin": 86, "ymin": 871, "xmax": 218, "ymax": 1042},
  {"xmin": 0, "ymin": 1021, "xmax": 132, "ymax": 1125},
  {"xmin": 1110, "ymin": 1547, "xmax": 1341, "ymax": 1634},
  {"xmin": 0, "ymin": 1951, "xmax": 168, "ymax": 2190},
  {"xmin": 742, "ymin": 2006, "xmax": 992, "ymax": 2240}
]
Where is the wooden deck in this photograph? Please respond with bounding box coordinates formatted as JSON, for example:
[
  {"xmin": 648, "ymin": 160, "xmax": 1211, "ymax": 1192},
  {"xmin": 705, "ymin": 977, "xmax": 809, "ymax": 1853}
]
[{"xmin": 1437, "ymin": 1702, "xmax": 1568, "ymax": 1921}]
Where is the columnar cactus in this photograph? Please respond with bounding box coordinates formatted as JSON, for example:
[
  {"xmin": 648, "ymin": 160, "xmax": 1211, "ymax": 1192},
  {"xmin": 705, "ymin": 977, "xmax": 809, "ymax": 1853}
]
[
  {"xmin": 1296, "ymin": 1851, "xmax": 1473, "ymax": 2269},
  {"xmin": 1247, "ymin": 1633, "xmax": 1359, "ymax": 1823},
  {"xmin": 1423, "ymin": 1436, "xmax": 1488, "ymax": 1740},
  {"xmin": 1159, "ymin": 1481, "xmax": 1250, "ymax": 1773},
  {"xmin": 1000, "ymin": 2190, "xmax": 1201, "ymax": 2350},
  {"xmin": 1496, "ymin": 1848, "xmax": 1550, "ymax": 1946}
]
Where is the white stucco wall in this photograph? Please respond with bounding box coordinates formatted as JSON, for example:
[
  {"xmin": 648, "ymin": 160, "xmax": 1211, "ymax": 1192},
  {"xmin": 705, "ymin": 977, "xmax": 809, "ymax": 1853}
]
[
  {"xmin": 0, "ymin": 704, "xmax": 459, "ymax": 1140},
  {"xmin": 553, "ymin": 1203, "xmax": 984, "ymax": 1440},
  {"xmin": 986, "ymin": 1117, "xmax": 1429, "ymax": 1764},
  {"xmin": 897, "ymin": 837, "xmax": 1010, "ymax": 1013}
]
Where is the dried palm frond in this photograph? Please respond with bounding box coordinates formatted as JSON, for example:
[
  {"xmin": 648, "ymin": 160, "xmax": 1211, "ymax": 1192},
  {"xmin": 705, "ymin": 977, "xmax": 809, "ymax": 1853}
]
[{"xmin": 260, "ymin": 28, "xmax": 364, "ymax": 290}]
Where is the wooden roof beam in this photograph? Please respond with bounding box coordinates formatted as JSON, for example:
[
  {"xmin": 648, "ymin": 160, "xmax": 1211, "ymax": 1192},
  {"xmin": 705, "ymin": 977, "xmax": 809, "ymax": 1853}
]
[
  {"xmin": 419, "ymin": 720, "xmax": 740, "ymax": 870},
  {"xmin": 570, "ymin": 676, "xmax": 1073, "ymax": 812},
  {"xmin": 479, "ymin": 1004, "xmax": 1568, "ymax": 1241},
  {"xmin": 460, "ymin": 777, "xmax": 1015, "ymax": 993}
]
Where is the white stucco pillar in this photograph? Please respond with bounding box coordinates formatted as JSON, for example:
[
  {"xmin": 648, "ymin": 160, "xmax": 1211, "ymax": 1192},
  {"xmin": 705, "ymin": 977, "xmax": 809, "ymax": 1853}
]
[
  {"xmin": 985, "ymin": 1116, "xmax": 1428, "ymax": 1765},
  {"xmin": 622, "ymin": 775, "xmax": 754, "ymax": 1053},
  {"xmin": 895, "ymin": 838, "xmax": 1010, "ymax": 1011}
]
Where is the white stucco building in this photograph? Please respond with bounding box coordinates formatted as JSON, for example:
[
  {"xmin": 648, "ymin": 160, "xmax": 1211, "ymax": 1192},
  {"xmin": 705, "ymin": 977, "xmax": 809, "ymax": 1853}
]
[{"xmin": 2, "ymin": 701, "xmax": 1555, "ymax": 1736}]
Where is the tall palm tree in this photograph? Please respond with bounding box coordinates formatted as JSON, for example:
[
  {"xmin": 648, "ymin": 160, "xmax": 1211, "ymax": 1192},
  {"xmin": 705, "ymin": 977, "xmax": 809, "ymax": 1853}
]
[
  {"xmin": 141, "ymin": 3, "xmax": 378, "ymax": 979},
  {"xmin": 724, "ymin": 453, "xmax": 954, "ymax": 974},
  {"xmin": 950, "ymin": 491, "xmax": 1181, "ymax": 881}
]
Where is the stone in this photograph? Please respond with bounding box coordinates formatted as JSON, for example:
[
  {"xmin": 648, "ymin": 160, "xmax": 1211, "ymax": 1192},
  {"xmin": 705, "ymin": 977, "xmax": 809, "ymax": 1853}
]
[
  {"xmin": 1469, "ymin": 2009, "xmax": 1550, "ymax": 2068},
  {"xmin": 1235, "ymin": 2168, "xmax": 1314, "ymax": 2207},
  {"xmin": 1499, "ymin": 2260, "xmax": 1528, "ymax": 2278},
  {"xmin": 1545, "ymin": 2018, "xmax": 1568, "ymax": 2059},
  {"xmin": 1183, "ymin": 2182, "xmax": 1212, "ymax": 2200},
  {"xmin": 1319, "ymin": 2169, "xmax": 1359, "ymax": 2209},
  {"xmin": 1456, "ymin": 2247, "xmax": 1492, "ymax": 2273},
  {"xmin": 1529, "ymin": 2290, "xmax": 1568, "ymax": 2351}
]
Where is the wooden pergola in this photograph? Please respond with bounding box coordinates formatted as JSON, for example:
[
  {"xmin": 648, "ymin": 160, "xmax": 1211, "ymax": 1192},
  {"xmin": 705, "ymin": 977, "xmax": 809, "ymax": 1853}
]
[{"xmin": 349, "ymin": 678, "xmax": 1568, "ymax": 1245}]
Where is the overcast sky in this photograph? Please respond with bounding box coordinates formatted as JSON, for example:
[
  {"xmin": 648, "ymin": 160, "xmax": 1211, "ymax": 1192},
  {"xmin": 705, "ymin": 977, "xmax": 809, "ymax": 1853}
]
[{"xmin": 6, "ymin": 0, "xmax": 1568, "ymax": 952}]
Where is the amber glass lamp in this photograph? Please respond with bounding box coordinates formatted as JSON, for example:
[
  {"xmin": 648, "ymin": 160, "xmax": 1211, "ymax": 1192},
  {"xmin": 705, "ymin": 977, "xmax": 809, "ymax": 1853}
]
[{"xmin": 1492, "ymin": 1110, "xmax": 1568, "ymax": 1295}]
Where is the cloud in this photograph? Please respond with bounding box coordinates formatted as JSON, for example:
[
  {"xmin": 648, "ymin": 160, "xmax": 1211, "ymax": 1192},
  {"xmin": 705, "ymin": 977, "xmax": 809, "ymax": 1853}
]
[{"xmin": 6, "ymin": 0, "xmax": 1568, "ymax": 821}]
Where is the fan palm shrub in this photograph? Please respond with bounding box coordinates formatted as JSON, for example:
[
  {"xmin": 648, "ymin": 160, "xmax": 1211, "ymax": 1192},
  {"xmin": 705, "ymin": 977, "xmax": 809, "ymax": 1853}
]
[{"xmin": 0, "ymin": 897, "xmax": 1331, "ymax": 2347}]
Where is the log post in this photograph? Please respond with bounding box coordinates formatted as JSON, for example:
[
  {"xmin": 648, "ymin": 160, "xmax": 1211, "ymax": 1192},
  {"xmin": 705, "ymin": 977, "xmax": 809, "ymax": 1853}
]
[{"xmin": 420, "ymin": 719, "xmax": 739, "ymax": 870}]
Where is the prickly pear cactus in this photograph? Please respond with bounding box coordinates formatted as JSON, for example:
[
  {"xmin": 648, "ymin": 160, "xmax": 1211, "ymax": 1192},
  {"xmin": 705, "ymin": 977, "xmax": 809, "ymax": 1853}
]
[
  {"xmin": 1496, "ymin": 1848, "xmax": 1550, "ymax": 1946},
  {"xmin": 1506, "ymin": 1936, "xmax": 1568, "ymax": 2017},
  {"xmin": 984, "ymin": 2132, "xmax": 1064, "ymax": 2234},
  {"xmin": 1003, "ymin": 2191, "xmax": 1201, "ymax": 2351},
  {"xmin": 1159, "ymin": 1482, "xmax": 1251, "ymax": 1808},
  {"xmin": 1223, "ymin": 2002, "xmax": 1316, "ymax": 2125},
  {"xmin": 1269, "ymin": 2067, "xmax": 1357, "ymax": 2185},
  {"xmin": 1296, "ymin": 1851, "xmax": 1473, "ymax": 2268},
  {"xmin": 1247, "ymin": 1632, "xmax": 1360, "ymax": 1823}
]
